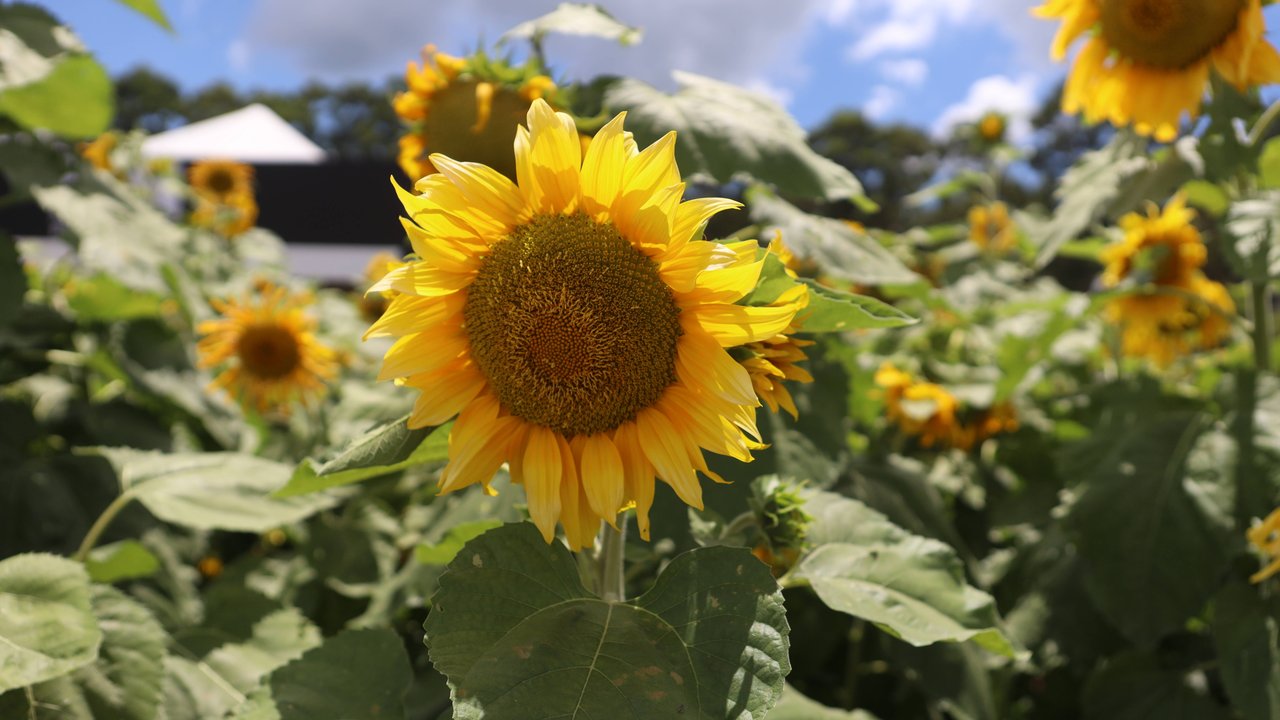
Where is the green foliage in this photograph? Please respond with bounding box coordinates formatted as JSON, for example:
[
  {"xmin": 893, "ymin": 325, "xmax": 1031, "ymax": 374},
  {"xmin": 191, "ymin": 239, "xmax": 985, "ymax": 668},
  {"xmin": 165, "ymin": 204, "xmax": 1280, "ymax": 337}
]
[
  {"xmin": 1213, "ymin": 583, "xmax": 1280, "ymax": 720},
  {"xmin": 0, "ymin": 5, "xmax": 112, "ymax": 137},
  {"xmin": 606, "ymin": 73, "xmax": 870, "ymax": 205},
  {"xmin": 85, "ymin": 540, "xmax": 160, "ymax": 583},
  {"xmin": 0, "ymin": 554, "xmax": 101, "ymax": 693},
  {"xmin": 278, "ymin": 417, "xmax": 451, "ymax": 497},
  {"xmin": 501, "ymin": 3, "xmax": 642, "ymax": 46},
  {"xmin": 111, "ymin": 0, "xmax": 173, "ymax": 31},
  {"xmin": 426, "ymin": 523, "xmax": 790, "ymax": 719}
]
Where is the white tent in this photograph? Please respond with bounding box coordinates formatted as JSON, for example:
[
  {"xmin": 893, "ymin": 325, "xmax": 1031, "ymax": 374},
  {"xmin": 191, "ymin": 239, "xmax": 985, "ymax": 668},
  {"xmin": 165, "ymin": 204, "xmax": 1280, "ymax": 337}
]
[{"xmin": 141, "ymin": 103, "xmax": 326, "ymax": 164}]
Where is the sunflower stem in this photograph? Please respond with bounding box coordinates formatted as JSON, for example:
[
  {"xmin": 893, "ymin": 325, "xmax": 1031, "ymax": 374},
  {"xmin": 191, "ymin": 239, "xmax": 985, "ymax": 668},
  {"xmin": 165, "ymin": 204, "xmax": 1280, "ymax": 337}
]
[
  {"xmin": 1236, "ymin": 280, "xmax": 1273, "ymax": 527},
  {"xmin": 73, "ymin": 491, "xmax": 135, "ymax": 563},
  {"xmin": 1248, "ymin": 98, "xmax": 1280, "ymax": 147},
  {"xmin": 598, "ymin": 516, "xmax": 627, "ymax": 603}
]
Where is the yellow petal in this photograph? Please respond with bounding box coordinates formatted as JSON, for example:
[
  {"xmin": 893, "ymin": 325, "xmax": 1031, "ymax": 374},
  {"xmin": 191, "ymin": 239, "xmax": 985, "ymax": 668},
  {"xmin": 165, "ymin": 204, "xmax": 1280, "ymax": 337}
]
[
  {"xmin": 405, "ymin": 359, "xmax": 486, "ymax": 427},
  {"xmin": 636, "ymin": 407, "xmax": 703, "ymax": 510},
  {"xmin": 376, "ymin": 331, "xmax": 467, "ymax": 381},
  {"xmin": 580, "ymin": 433, "xmax": 625, "ymax": 523},
  {"xmin": 687, "ymin": 301, "xmax": 799, "ymax": 347},
  {"xmin": 428, "ymin": 154, "xmax": 527, "ymax": 230},
  {"xmin": 523, "ymin": 425, "xmax": 564, "ymax": 543},
  {"xmin": 579, "ymin": 112, "xmax": 629, "ymax": 218}
]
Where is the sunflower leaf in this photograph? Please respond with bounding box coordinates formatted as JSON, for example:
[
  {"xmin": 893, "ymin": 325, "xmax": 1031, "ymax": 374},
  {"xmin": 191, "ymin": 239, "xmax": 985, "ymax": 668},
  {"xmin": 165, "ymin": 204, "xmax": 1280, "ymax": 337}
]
[
  {"xmin": 605, "ymin": 72, "xmax": 870, "ymax": 204},
  {"xmin": 276, "ymin": 417, "xmax": 452, "ymax": 497},
  {"xmin": 425, "ymin": 522, "xmax": 791, "ymax": 719},
  {"xmin": 799, "ymin": 280, "xmax": 917, "ymax": 332},
  {"xmin": 111, "ymin": 0, "xmax": 172, "ymax": 31},
  {"xmin": 0, "ymin": 5, "xmax": 112, "ymax": 138},
  {"xmin": 0, "ymin": 553, "xmax": 102, "ymax": 693},
  {"xmin": 500, "ymin": 3, "xmax": 641, "ymax": 46},
  {"xmin": 788, "ymin": 491, "xmax": 1023, "ymax": 659}
]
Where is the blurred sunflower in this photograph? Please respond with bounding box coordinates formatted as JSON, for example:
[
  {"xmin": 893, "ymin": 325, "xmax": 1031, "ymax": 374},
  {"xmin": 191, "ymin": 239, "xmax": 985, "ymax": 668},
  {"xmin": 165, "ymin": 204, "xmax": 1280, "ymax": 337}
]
[
  {"xmin": 198, "ymin": 281, "xmax": 339, "ymax": 415},
  {"xmin": 366, "ymin": 99, "xmax": 803, "ymax": 549},
  {"xmin": 80, "ymin": 131, "xmax": 118, "ymax": 172},
  {"xmin": 968, "ymin": 202, "xmax": 1017, "ymax": 254},
  {"xmin": 358, "ymin": 251, "xmax": 405, "ymax": 321},
  {"xmin": 190, "ymin": 192, "xmax": 258, "ymax": 239},
  {"xmin": 1035, "ymin": 0, "xmax": 1280, "ymax": 141},
  {"xmin": 1100, "ymin": 194, "xmax": 1204, "ymax": 287},
  {"xmin": 1249, "ymin": 507, "xmax": 1280, "ymax": 582},
  {"xmin": 189, "ymin": 159, "xmax": 254, "ymax": 204},
  {"xmin": 876, "ymin": 363, "xmax": 1016, "ymax": 450},
  {"xmin": 393, "ymin": 45, "xmax": 557, "ymax": 183},
  {"xmin": 977, "ymin": 111, "xmax": 1007, "ymax": 143}
]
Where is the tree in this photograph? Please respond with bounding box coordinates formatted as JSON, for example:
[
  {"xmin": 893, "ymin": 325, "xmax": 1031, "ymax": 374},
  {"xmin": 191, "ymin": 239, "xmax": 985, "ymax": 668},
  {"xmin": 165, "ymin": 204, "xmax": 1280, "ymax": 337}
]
[{"xmin": 112, "ymin": 66, "xmax": 182, "ymax": 133}]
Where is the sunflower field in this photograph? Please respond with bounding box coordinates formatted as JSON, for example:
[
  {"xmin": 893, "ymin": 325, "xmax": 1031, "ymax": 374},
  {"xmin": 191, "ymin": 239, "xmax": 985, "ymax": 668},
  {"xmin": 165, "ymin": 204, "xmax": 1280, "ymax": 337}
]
[{"xmin": 5, "ymin": 1, "xmax": 1280, "ymax": 718}]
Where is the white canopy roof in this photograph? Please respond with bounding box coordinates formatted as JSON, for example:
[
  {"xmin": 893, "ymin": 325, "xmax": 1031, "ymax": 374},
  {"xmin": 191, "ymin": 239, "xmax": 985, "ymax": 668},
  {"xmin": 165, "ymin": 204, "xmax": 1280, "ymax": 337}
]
[{"xmin": 142, "ymin": 103, "xmax": 326, "ymax": 164}]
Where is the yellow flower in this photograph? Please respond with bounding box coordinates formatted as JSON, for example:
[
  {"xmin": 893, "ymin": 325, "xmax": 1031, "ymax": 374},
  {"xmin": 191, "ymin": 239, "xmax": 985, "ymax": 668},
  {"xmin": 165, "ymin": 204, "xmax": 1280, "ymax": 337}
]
[
  {"xmin": 367, "ymin": 99, "xmax": 802, "ymax": 549},
  {"xmin": 393, "ymin": 46, "xmax": 559, "ymax": 183},
  {"xmin": 359, "ymin": 252, "xmax": 405, "ymax": 321},
  {"xmin": 1249, "ymin": 507, "xmax": 1280, "ymax": 583},
  {"xmin": 197, "ymin": 281, "xmax": 339, "ymax": 415},
  {"xmin": 1106, "ymin": 276, "xmax": 1236, "ymax": 366},
  {"xmin": 968, "ymin": 202, "xmax": 1017, "ymax": 254},
  {"xmin": 190, "ymin": 193, "xmax": 258, "ymax": 238},
  {"xmin": 875, "ymin": 363, "xmax": 1015, "ymax": 450},
  {"xmin": 1101, "ymin": 195, "xmax": 1204, "ymax": 288},
  {"xmin": 1034, "ymin": 0, "xmax": 1280, "ymax": 141},
  {"xmin": 741, "ymin": 236, "xmax": 814, "ymax": 418},
  {"xmin": 188, "ymin": 159, "xmax": 254, "ymax": 204},
  {"xmin": 978, "ymin": 112, "xmax": 1007, "ymax": 143},
  {"xmin": 80, "ymin": 131, "xmax": 118, "ymax": 172}
]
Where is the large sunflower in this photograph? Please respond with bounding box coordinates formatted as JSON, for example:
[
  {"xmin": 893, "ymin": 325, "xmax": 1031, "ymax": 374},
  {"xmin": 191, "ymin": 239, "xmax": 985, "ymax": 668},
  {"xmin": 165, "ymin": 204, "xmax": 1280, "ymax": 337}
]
[
  {"xmin": 1035, "ymin": 0, "xmax": 1280, "ymax": 141},
  {"xmin": 197, "ymin": 282, "xmax": 339, "ymax": 415},
  {"xmin": 394, "ymin": 46, "xmax": 557, "ymax": 183},
  {"xmin": 367, "ymin": 99, "xmax": 803, "ymax": 549},
  {"xmin": 189, "ymin": 159, "xmax": 254, "ymax": 204}
]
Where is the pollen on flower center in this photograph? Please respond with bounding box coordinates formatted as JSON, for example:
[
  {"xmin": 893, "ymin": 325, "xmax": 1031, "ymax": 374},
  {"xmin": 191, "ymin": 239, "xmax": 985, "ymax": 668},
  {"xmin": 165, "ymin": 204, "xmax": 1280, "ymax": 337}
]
[
  {"xmin": 464, "ymin": 213, "xmax": 682, "ymax": 437},
  {"xmin": 237, "ymin": 324, "xmax": 302, "ymax": 379},
  {"xmin": 1101, "ymin": 0, "xmax": 1244, "ymax": 68},
  {"xmin": 206, "ymin": 170, "xmax": 235, "ymax": 195}
]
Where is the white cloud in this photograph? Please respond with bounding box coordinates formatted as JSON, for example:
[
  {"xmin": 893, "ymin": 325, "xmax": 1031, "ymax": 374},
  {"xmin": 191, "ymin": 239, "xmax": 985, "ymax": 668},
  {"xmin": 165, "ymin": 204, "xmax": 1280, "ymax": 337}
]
[
  {"xmin": 847, "ymin": 17, "xmax": 937, "ymax": 61},
  {"xmin": 863, "ymin": 85, "xmax": 900, "ymax": 120},
  {"xmin": 932, "ymin": 73, "xmax": 1039, "ymax": 143},
  {"xmin": 227, "ymin": 39, "xmax": 251, "ymax": 73},
  {"xmin": 879, "ymin": 58, "xmax": 928, "ymax": 86},
  {"xmin": 745, "ymin": 78, "xmax": 795, "ymax": 108},
  {"xmin": 245, "ymin": 0, "xmax": 830, "ymax": 93}
]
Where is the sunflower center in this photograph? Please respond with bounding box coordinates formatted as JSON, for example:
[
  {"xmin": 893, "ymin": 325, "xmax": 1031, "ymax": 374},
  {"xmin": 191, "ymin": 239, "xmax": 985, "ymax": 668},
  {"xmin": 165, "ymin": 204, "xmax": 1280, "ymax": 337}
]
[
  {"xmin": 420, "ymin": 80, "xmax": 530, "ymax": 180},
  {"xmin": 1100, "ymin": 0, "xmax": 1244, "ymax": 68},
  {"xmin": 237, "ymin": 324, "xmax": 302, "ymax": 379},
  {"xmin": 464, "ymin": 213, "xmax": 682, "ymax": 437},
  {"xmin": 206, "ymin": 169, "xmax": 236, "ymax": 195}
]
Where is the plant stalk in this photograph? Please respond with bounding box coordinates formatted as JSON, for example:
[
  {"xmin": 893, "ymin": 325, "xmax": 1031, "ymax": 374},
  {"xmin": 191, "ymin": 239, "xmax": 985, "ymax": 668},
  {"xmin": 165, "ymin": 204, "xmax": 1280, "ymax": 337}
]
[
  {"xmin": 598, "ymin": 516, "xmax": 627, "ymax": 603},
  {"xmin": 1236, "ymin": 280, "xmax": 1273, "ymax": 526},
  {"xmin": 73, "ymin": 492, "xmax": 134, "ymax": 562}
]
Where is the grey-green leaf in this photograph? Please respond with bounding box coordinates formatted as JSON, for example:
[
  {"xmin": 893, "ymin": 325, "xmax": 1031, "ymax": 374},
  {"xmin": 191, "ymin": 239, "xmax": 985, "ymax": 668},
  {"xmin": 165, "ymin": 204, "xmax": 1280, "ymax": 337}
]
[
  {"xmin": 426, "ymin": 522, "xmax": 790, "ymax": 719},
  {"xmin": 276, "ymin": 417, "xmax": 451, "ymax": 498},
  {"xmin": 800, "ymin": 280, "xmax": 917, "ymax": 332},
  {"xmin": 255, "ymin": 628, "xmax": 411, "ymax": 720},
  {"xmin": 606, "ymin": 73, "xmax": 868, "ymax": 203},
  {"xmin": 0, "ymin": 553, "xmax": 102, "ymax": 693},
  {"xmin": 86, "ymin": 447, "xmax": 339, "ymax": 533},
  {"xmin": 501, "ymin": 3, "xmax": 641, "ymax": 45},
  {"xmin": 747, "ymin": 188, "xmax": 918, "ymax": 285},
  {"xmin": 770, "ymin": 685, "xmax": 881, "ymax": 719},
  {"xmin": 1213, "ymin": 583, "xmax": 1280, "ymax": 720}
]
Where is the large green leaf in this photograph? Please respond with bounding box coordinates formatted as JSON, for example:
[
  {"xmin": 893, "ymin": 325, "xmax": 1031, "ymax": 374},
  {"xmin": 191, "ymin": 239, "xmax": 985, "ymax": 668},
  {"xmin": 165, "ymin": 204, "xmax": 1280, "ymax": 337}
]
[
  {"xmin": 86, "ymin": 448, "xmax": 339, "ymax": 533},
  {"xmin": 789, "ymin": 491, "xmax": 1019, "ymax": 658},
  {"xmin": 1082, "ymin": 652, "xmax": 1230, "ymax": 720},
  {"xmin": 232, "ymin": 628, "xmax": 412, "ymax": 720},
  {"xmin": 112, "ymin": 0, "xmax": 173, "ymax": 30},
  {"xmin": 605, "ymin": 73, "xmax": 868, "ymax": 204},
  {"xmin": 1213, "ymin": 583, "xmax": 1280, "ymax": 720},
  {"xmin": 425, "ymin": 522, "xmax": 790, "ymax": 719},
  {"xmin": 800, "ymin": 280, "xmax": 917, "ymax": 332},
  {"xmin": 769, "ymin": 685, "xmax": 880, "ymax": 719},
  {"xmin": 501, "ymin": 3, "xmax": 641, "ymax": 45},
  {"xmin": 0, "ymin": 554, "xmax": 101, "ymax": 693},
  {"xmin": 85, "ymin": 540, "xmax": 160, "ymax": 583},
  {"xmin": 747, "ymin": 188, "xmax": 918, "ymax": 285},
  {"xmin": 205, "ymin": 609, "xmax": 322, "ymax": 694},
  {"xmin": 276, "ymin": 417, "xmax": 451, "ymax": 498},
  {"xmin": 1066, "ymin": 416, "xmax": 1234, "ymax": 645},
  {"xmin": 0, "ymin": 55, "xmax": 113, "ymax": 138}
]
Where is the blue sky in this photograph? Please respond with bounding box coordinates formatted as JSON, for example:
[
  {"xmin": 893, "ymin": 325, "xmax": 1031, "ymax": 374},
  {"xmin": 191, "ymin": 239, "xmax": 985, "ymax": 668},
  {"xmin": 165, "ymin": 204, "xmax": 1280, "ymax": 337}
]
[{"xmin": 59, "ymin": 1, "xmax": 1280, "ymax": 139}]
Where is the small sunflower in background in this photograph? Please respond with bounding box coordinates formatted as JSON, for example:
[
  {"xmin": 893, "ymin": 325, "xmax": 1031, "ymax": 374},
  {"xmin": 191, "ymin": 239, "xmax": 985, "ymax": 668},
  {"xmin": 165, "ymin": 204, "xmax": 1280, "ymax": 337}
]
[
  {"xmin": 968, "ymin": 201, "xmax": 1017, "ymax": 254},
  {"xmin": 190, "ymin": 192, "xmax": 259, "ymax": 239},
  {"xmin": 1035, "ymin": 0, "xmax": 1280, "ymax": 141},
  {"xmin": 1249, "ymin": 507, "xmax": 1280, "ymax": 583},
  {"xmin": 393, "ymin": 44, "xmax": 558, "ymax": 183},
  {"xmin": 875, "ymin": 363, "xmax": 1017, "ymax": 450},
  {"xmin": 740, "ymin": 236, "xmax": 815, "ymax": 419},
  {"xmin": 80, "ymin": 131, "xmax": 119, "ymax": 172},
  {"xmin": 197, "ymin": 281, "xmax": 339, "ymax": 415},
  {"xmin": 367, "ymin": 99, "xmax": 804, "ymax": 549},
  {"xmin": 358, "ymin": 251, "xmax": 404, "ymax": 321},
  {"xmin": 1100, "ymin": 195, "xmax": 1235, "ymax": 366},
  {"xmin": 977, "ymin": 111, "xmax": 1007, "ymax": 144},
  {"xmin": 189, "ymin": 159, "xmax": 254, "ymax": 204}
]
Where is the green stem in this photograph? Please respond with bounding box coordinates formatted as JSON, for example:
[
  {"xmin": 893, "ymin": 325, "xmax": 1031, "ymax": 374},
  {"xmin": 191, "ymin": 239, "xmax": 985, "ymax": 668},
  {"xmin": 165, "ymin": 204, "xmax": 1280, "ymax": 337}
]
[
  {"xmin": 598, "ymin": 516, "xmax": 627, "ymax": 602},
  {"xmin": 1252, "ymin": 281, "xmax": 1272, "ymax": 371},
  {"xmin": 1236, "ymin": 281, "xmax": 1273, "ymax": 526},
  {"xmin": 73, "ymin": 492, "xmax": 134, "ymax": 562},
  {"xmin": 1248, "ymin": 98, "xmax": 1280, "ymax": 147}
]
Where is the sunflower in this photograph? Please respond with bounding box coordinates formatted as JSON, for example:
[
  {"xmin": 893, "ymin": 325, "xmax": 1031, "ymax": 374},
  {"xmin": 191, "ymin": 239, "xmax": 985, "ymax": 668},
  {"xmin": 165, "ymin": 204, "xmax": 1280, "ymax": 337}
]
[
  {"xmin": 197, "ymin": 281, "xmax": 339, "ymax": 415},
  {"xmin": 393, "ymin": 46, "xmax": 557, "ymax": 183},
  {"xmin": 968, "ymin": 202, "xmax": 1017, "ymax": 254},
  {"xmin": 875, "ymin": 363, "xmax": 1015, "ymax": 450},
  {"xmin": 189, "ymin": 159, "xmax": 254, "ymax": 204},
  {"xmin": 190, "ymin": 193, "xmax": 259, "ymax": 238},
  {"xmin": 358, "ymin": 251, "xmax": 405, "ymax": 321},
  {"xmin": 80, "ymin": 131, "xmax": 118, "ymax": 172},
  {"xmin": 1249, "ymin": 507, "xmax": 1280, "ymax": 583},
  {"xmin": 366, "ymin": 99, "xmax": 803, "ymax": 549},
  {"xmin": 978, "ymin": 112, "xmax": 1007, "ymax": 143},
  {"xmin": 1035, "ymin": 0, "xmax": 1280, "ymax": 141},
  {"xmin": 1100, "ymin": 195, "xmax": 1204, "ymax": 287},
  {"xmin": 741, "ymin": 237, "xmax": 815, "ymax": 418}
]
